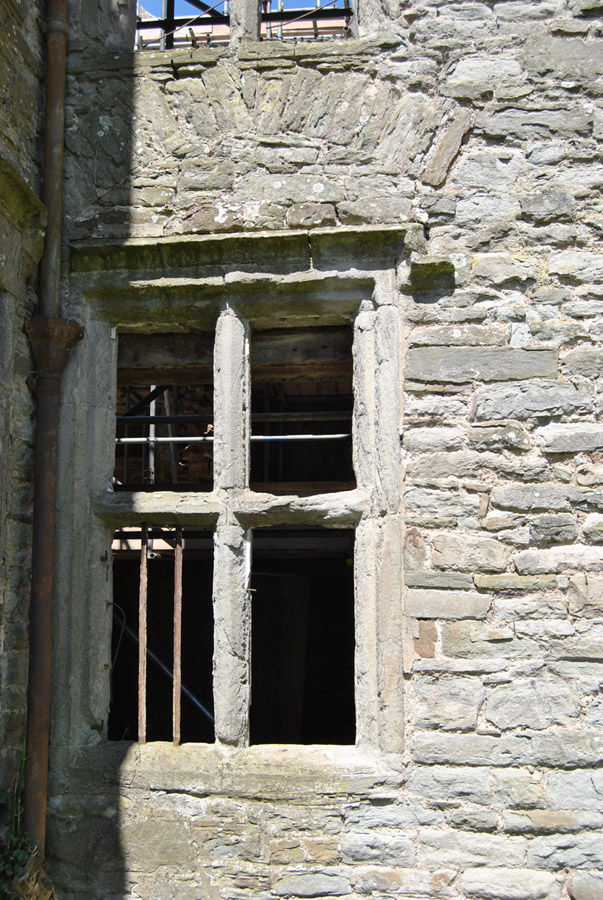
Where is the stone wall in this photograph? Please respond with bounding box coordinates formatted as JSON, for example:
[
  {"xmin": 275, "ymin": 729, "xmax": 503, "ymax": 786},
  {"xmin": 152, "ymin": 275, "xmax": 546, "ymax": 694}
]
[
  {"xmin": 44, "ymin": 0, "xmax": 603, "ymax": 897},
  {"xmin": 0, "ymin": 0, "xmax": 45, "ymax": 818}
]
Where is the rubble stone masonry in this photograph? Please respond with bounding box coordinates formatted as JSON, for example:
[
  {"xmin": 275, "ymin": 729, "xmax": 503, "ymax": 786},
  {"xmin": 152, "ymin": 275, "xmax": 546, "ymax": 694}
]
[{"xmin": 3, "ymin": 0, "xmax": 603, "ymax": 898}]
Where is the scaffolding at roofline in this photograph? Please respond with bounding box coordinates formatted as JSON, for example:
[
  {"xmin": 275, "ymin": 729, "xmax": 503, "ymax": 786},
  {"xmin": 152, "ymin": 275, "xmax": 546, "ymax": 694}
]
[{"xmin": 136, "ymin": 0, "xmax": 353, "ymax": 50}]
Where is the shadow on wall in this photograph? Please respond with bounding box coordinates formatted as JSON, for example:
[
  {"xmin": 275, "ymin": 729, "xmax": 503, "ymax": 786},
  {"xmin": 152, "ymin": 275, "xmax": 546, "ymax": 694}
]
[{"xmin": 46, "ymin": 1, "xmax": 137, "ymax": 897}]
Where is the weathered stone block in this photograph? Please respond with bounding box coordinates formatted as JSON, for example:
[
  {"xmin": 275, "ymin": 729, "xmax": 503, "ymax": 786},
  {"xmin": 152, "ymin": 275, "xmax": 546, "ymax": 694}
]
[
  {"xmin": 341, "ymin": 832, "xmax": 414, "ymax": 866},
  {"xmin": 417, "ymin": 830, "xmax": 526, "ymax": 869},
  {"xmin": 406, "ymin": 766, "xmax": 492, "ymax": 806},
  {"xmin": 405, "ymin": 487, "xmax": 481, "ymax": 518},
  {"xmin": 514, "ymin": 545, "xmax": 603, "ymax": 575},
  {"xmin": 568, "ymin": 871, "xmax": 603, "ymax": 900},
  {"xmin": 406, "ymin": 347, "xmax": 557, "ymax": 384},
  {"xmin": 568, "ymin": 574, "xmax": 603, "ymax": 617},
  {"xmin": 403, "ymin": 426, "xmax": 464, "ymax": 452},
  {"xmin": 546, "ymin": 770, "xmax": 603, "ymax": 811},
  {"xmin": 462, "ymin": 868, "xmax": 563, "ymax": 900},
  {"xmin": 442, "ymin": 620, "xmax": 535, "ymax": 659},
  {"xmin": 472, "ymin": 253, "xmax": 537, "ymax": 286},
  {"xmin": 492, "ymin": 768, "xmax": 545, "ymax": 810},
  {"xmin": 414, "ymin": 675, "xmax": 485, "ymax": 730},
  {"xmin": 406, "ymin": 571, "xmax": 474, "ymax": 590},
  {"xmin": 536, "ymin": 424, "xmax": 603, "ymax": 454},
  {"xmin": 476, "ymin": 381, "xmax": 592, "ymax": 420},
  {"xmin": 468, "ymin": 423, "xmax": 531, "ymax": 451},
  {"xmin": 563, "ymin": 349, "xmax": 603, "ymax": 379},
  {"xmin": 411, "ymin": 731, "xmax": 603, "ymax": 768},
  {"xmin": 584, "ymin": 514, "xmax": 603, "ymax": 543},
  {"xmin": 529, "ymin": 514, "xmax": 578, "ymax": 545},
  {"xmin": 474, "ymin": 573, "xmax": 557, "ymax": 592},
  {"xmin": 519, "ymin": 189, "xmax": 576, "ymax": 223},
  {"xmin": 492, "ymin": 485, "xmax": 603, "ymax": 513},
  {"xmin": 285, "ymin": 203, "xmax": 336, "ymax": 228},
  {"xmin": 550, "ymin": 251, "xmax": 603, "ymax": 284},
  {"xmin": 353, "ymin": 866, "xmax": 457, "ymax": 896},
  {"xmin": 274, "ymin": 870, "xmax": 352, "ymax": 897},
  {"xmin": 432, "ymin": 533, "xmax": 509, "ymax": 573},
  {"xmin": 406, "ymin": 589, "xmax": 491, "ymax": 620},
  {"xmin": 528, "ymin": 834, "xmax": 603, "ymax": 870},
  {"xmin": 486, "ymin": 679, "xmax": 580, "ymax": 731}
]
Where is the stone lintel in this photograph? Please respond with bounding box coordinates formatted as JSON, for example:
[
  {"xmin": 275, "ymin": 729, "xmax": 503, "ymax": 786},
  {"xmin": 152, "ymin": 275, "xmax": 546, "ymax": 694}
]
[{"xmin": 70, "ymin": 225, "xmax": 410, "ymax": 275}]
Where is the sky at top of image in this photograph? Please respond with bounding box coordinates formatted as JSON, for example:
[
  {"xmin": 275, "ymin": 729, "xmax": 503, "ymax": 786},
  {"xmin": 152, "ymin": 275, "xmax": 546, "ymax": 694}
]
[{"xmin": 139, "ymin": 0, "xmax": 312, "ymax": 15}]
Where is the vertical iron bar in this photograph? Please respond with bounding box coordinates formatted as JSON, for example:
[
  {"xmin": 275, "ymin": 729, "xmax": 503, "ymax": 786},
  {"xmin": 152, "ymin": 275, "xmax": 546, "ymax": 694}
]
[
  {"xmin": 173, "ymin": 526, "xmax": 183, "ymax": 745},
  {"xmin": 138, "ymin": 524, "xmax": 148, "ymax": 743},
  {"xmin": 160, "ymin": 0, "xmax": 167, "ymax": 49},
  {"xmin": 148, "ymin": 386, "xmax": 156, "ymax": 484},
  {"xmin": 164, "ymin": 389, "xmax": 179, "ymax": 484},
  {"xmin": 123, "ymin": 386, "xmax": 129, "ymax": 484},
  {"xmin": 166, "ymin": 0, "xmax": 175, "ymax": 48}
]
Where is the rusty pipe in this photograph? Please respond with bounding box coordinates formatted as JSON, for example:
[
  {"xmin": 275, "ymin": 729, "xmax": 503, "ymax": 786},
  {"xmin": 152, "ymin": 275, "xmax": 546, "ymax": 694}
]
[
  {"xmin": 39, "ymin": 0, "xmax": 68, "ymax": 320},
  {"xmin": 23, "ymin": 0, "xmax": 84, "ymax": 858}
]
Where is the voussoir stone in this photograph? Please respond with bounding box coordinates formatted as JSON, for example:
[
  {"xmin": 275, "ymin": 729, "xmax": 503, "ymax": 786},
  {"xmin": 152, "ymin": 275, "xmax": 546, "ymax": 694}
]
[
  {"xmin": 432, "ymin": 533, "xmax": 509, "ymax": 572},
  {"xmin": 405, "ymin": 347, "xmax": 557, "ymax": 384},
  {"xmin": 462, "ymin": 868, "xmax": 563, "ymax": 900}
]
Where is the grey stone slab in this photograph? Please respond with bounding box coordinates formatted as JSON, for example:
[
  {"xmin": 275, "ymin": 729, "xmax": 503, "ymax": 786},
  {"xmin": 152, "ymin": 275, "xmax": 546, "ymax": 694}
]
[
  {"xmin": 568, "ymin": 574, "xmax": 603, "ymax": 617},
  {"xmin": 568, "ymin": 872, "xmax": 603, "ymax": 900},
  {"xmin": 492, "ymin": 485, "xmax": 603, "ymax": 513},
  {"xmin": 476, "ymin": 381, "xmax": 593, "ymax": 420},
  {"xmin": 406, "ymin": 766, "xmax": 491, "ymax": 806},
  {"xmin": 486, "ymin": 679, "xmax": 580, "ymax": 731},
  {"xmin": 536, "ymin": 424, "xmax": 603, "ymax": 454},
  {"xmin": 274, "ymin": 870, "xmax": 352, "ymax": 897},
  {"xmin": 432, "ymin": 533, "xmax": 509, "ymax": 573},
  {"xmin": 406, "ymin": 589, "xmax": 492, "ymax": 620},
  {"xmin": 530, "ymin": 514, "xmax": 578, "ymax": 545},
  {"xmin": 414, "ymin": 675, "xmax": 485, "ymax": 731},
  {"xmin": 406, "ymin": 347, "xmax": 557, "ymax": 384},
  {"xmin": 422, "ymin": 108, "xmax": 473, "ymax": 186},
  {"xmin": 514, "ymin": 545, "xmax": 603, "ymax": 575},
  {"xmin": 528, "ymin": 834, "xmax": 603, "ymax": 870},
  {"xmin": 492, "ymin": 768, "xmax": 546, "ymax": 810},
  {"xmin": 411, "ymin": 731, "xmax": 603, "ymax": 767},
  {"xmin": 462, "ymin": 868, "xmax": 563, "ymax": 900},
  {"xmin": 405, "ymin": 571, "xmax": 474, "ymax": 589},
  {"xmin": 417, "ymin": 830, "xmax": 526, "ymax": 869}
]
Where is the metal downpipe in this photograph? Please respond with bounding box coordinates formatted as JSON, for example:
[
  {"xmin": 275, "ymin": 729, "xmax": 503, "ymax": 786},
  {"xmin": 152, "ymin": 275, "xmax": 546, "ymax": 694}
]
[{"xmin": 23, "ymin": 0, "xmax": 84, "ymax": 856}]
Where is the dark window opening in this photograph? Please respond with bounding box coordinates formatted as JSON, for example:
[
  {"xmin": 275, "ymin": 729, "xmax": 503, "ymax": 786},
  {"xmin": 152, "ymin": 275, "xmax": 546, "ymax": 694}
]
[
  {"xmin": 250, "ymin": 328, "xmax": 355, "ymax": 494},
  {"xmin": 108, "ymin": 527, "xmax": 214, "ymax": 743},
  {"xmin": 115, "ymin": 333, "xmax": 213, "ymax": 491},
  {"xmin": 250, "ymin": 526, "xmax": 355, "ymax": 745}
]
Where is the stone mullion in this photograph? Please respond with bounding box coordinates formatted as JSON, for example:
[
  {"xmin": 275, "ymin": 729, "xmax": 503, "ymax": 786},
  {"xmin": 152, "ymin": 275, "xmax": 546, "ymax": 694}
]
[
  {"xmin": 211, "ymin": 519, "xmax": 251, "ymax": 746},
  {"xmin": 212, "ymin": 305, "xmax": 251, "ymax": 746},
  {"xmin": 353, "ymin": 300, "xmax": 404, "ymax": 752},
  {"xmin": 213, "ymin": 304, "xmax": 250, "ymax": 492}
]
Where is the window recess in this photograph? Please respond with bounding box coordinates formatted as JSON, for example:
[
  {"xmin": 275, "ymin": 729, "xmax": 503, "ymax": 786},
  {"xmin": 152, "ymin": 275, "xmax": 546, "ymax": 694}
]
[
  {"xmin": 108, "ymin": 526, "xmax": 214, "ymax": 744},
  {"xmin": 114, "ymin": 333, "xmax": 213, "ymax": 491},
  {"xmin": 250, "ymin": 526, "xmax": 355, "ymax": 746},
  {"xmin": 250, "ymin": 327, "xmax": 355, "ymax": 494}
]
